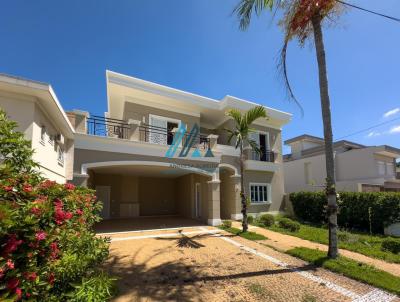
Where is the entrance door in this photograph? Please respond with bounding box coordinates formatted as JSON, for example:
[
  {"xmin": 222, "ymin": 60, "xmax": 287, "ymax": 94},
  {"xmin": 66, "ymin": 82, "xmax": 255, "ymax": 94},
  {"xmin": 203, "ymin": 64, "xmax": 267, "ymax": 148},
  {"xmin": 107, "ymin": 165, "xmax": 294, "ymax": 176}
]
[
  {"xmin": 195, "ymin": 183, "xmax": 201, "ymax": 219},
  {"xmin": 96, "ymin": 186, "xmax": 111, "ymax": 219}
]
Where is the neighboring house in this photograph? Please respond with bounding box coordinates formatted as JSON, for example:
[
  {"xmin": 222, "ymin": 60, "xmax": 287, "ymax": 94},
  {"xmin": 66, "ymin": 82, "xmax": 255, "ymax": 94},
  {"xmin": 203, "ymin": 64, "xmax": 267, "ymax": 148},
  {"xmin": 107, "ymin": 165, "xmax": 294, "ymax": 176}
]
[
  {"xmin": 0, "ymin": 74, "xmax": 74, "ymax": 183},
  {"xmin": 283, "ymin": 134, "xmax": 400, "ymax": 193},
  {"xmin": 67, "ymin": 71, "xmax": 291, "ymax": 225}
]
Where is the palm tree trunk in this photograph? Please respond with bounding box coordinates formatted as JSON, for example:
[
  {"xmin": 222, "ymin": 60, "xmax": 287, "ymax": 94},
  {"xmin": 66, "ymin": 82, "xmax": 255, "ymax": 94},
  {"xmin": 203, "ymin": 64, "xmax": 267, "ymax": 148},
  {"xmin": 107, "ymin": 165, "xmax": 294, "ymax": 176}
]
[
  {"xmin": 240, "ymin": 143, "xmax": 248, "ymax": 232},
  {"xmin": 312, "ymin": 15, "xmax": 338, "ymax": 259}
]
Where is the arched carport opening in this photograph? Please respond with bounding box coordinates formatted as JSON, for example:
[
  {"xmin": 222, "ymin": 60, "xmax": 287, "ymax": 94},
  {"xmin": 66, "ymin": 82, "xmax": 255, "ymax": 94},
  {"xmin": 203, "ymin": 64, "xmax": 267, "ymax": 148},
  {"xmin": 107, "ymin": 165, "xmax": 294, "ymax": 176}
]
[{"xmin": 82, "ymin": 161, "xmax": 215, "ymax": 230}]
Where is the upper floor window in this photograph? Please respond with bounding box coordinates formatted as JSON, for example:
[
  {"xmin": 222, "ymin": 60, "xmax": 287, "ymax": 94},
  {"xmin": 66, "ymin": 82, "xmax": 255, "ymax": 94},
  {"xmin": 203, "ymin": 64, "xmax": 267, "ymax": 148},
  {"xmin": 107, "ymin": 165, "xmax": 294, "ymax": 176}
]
[
  {"xmin": 377, "ymin": 161, "xmax": 386, "ymax": 176},
  {"xmin": 386, "ymin": 162, "xmax": 394, "ymax": 176},
  {"xmin": 40, "ymin": 126, "xmax": 46, "ymax": 145},
  {"xmin": 250, "ymin": 183, "xmax": 271, "ymax": 204},
  {"xmin": 48, "ymin": 135, "xmax": 54, "ymax": 146},
  {"xmin": 57, "ymin": 146, "xmax": 64, "ymax": 166},
  {"xmin": 249, "ymin": 131, "xmax": 270, "ymax": 161}
]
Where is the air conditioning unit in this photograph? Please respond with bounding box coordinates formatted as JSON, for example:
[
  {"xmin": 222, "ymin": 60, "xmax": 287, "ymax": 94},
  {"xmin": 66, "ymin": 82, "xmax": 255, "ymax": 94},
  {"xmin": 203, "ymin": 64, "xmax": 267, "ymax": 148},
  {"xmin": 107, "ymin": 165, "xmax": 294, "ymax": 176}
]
[{"xmin": 55, "ymin": 133, "xmax": 65, "ymax": 145}]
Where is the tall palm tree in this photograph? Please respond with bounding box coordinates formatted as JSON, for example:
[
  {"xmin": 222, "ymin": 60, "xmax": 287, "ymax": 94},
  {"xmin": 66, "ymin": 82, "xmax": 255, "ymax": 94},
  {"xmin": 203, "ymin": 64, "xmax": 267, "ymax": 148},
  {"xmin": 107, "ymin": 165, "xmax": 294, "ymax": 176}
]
[
  {"xmin": 234, "ymin": 0, "xmax": 341, "ymax": 258},
  {"xmin": 225, "ymin": 106, "xmax": 268, "ymax": 232}
]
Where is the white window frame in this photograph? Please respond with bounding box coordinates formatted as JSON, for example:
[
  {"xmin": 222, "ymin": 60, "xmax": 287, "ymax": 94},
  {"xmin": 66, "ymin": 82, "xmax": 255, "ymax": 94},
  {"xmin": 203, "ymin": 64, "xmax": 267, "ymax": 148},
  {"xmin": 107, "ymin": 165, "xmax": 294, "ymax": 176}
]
[
  {"xmin": 148, "ymin": 114, "xmax": 182, "ymax": 145},
  {"xmin": 249, "ymin": 182, "xmax": 271, "ymax": 204},
  {"xmin": 40, "ymin": 126, "xmax": 46, "ymax": 145},
  {"xmin": 57, "ymin": 145, "xmax": 64, "ymax": 166}
]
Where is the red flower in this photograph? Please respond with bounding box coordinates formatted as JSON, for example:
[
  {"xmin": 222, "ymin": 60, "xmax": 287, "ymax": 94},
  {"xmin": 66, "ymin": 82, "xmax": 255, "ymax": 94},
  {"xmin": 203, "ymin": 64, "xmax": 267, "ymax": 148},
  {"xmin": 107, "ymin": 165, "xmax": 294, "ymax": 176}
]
[
  {"xmin": 24, "ymin": 272, "xmax": 37, "ymax": 281},
  {"xmin": 50, "ymin": 242, "xmax": 60, "ymax": 259},
  {"xmin": 30, "ymin": 207, "xmax": 42, "ymax": 216},
  {"xmin": 2, "ymin": 235, "xmax": 23, "ymax": 257},
  {"xmin": 6, "ymin": 259, "xmax": 14, "ymax": 269},
  {"xmin": 23, "ymin": 184, "xmax": 33, "ymax": 192},
  {"xmin": 76, "ymin": 209, "xmax": 83, "ymax": 215},
  {"xmin": 35, "ymin": 231, "xmax": 47, "ymax": 241},
  {"xmin": 7, "ymin": 277, "xmax": 20, "ymax": 289},
  {"xmin": 15, "ymin": 287, "xmax": 22, "ymax": 300},
  {"xmin": 39, "ymin": 180, "xmax": 56, "ymax": 189},
  {"xmin": 64, "ymin": 183, "xmax": 75, "ymax": 190},
  {"xmin": 48, "ymin": 272, "xmax": 55, "ymax": 285},
  {"xmin": 3, "ymin": 185, "xmax": 13, "ymax": 192},
  {"xmin": 64, "ymin": 212, "xmax": 73, "ymax": 220}
]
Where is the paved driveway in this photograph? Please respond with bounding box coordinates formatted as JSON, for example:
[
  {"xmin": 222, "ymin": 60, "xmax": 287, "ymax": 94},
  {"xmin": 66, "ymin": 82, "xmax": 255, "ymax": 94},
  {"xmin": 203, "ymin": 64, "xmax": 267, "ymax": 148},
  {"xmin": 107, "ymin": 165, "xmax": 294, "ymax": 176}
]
[{"xmin": 99, "ymin": 224, "xmax": 399, "ymax": 302}]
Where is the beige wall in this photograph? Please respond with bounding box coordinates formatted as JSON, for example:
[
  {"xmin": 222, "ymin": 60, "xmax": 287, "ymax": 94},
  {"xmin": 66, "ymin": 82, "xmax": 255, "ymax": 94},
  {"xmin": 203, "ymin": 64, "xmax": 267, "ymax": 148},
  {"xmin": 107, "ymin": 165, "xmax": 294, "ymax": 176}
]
[
  {"xmin": 123, "ymin": 102, "xmax": 200, "ymax": 131},
  {"xmin": 0, "ymin": 92, "xmax": 72, "ymax": 183},
  {"xmin": 284, "ymin": 147, "xmax": 398, "ymax": 193},
  {"xmin": 245, "ymin": 170, "xmax": 285, "ymax": 214},
  {"xmin": 284, "ymin": 154, "xmax": 327, "ymax": 193}
]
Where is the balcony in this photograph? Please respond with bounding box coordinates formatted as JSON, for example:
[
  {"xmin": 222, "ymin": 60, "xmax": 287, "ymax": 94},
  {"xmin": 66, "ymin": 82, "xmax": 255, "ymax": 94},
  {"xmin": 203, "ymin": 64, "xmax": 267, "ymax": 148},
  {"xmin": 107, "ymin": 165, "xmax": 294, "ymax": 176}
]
[
  {"xmin": 244, "ymin": 149, "xmax": 279, "ymax": 172},
  {"xmin": 86, "ymin": 115, "xmax": 212, "ymax": 153}
]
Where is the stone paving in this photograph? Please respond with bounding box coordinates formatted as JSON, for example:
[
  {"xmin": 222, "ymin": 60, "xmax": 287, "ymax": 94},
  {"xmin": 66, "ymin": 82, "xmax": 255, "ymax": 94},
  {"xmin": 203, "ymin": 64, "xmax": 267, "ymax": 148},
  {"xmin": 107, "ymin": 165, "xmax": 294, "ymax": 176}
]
[{"xmin": 100, "ymin": 224, "xmax": 399, "ymax": 302}]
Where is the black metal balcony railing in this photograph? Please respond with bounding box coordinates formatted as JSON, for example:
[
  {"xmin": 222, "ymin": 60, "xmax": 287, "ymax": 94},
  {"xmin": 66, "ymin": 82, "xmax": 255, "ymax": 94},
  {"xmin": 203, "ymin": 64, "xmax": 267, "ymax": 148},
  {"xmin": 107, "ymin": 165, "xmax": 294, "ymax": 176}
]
[
  {"xmin": 249, "ymin": 150, "xmax": 275, "ymax": 163},
  {"xmin": 139, "ymin": 123, "xmax": 211, "ymax": 150},
  {"xmin": 87, "ymin": 116, "xmax": 130, "ymax": 139}
]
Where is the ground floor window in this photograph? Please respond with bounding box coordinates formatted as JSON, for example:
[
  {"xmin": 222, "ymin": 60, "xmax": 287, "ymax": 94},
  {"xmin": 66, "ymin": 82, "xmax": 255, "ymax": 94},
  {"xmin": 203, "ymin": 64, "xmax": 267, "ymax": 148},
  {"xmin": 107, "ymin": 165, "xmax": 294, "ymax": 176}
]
[{"xmin": 249, "ymin": 183, "xmax": 271, "ymax": 204}]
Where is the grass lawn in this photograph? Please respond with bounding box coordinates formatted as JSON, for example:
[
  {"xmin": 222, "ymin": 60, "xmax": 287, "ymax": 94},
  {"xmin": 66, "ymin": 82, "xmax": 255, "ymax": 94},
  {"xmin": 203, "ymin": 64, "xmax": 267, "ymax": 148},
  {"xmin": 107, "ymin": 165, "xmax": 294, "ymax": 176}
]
[
  {"xmin": 287, "ymin": 247, "xmax": 400, "ymax": 295},
  {"xmin": 219, "ymin": 226, "xmax": 267, "ymax": 241},
  {"xmin": 263, "ymin": 222, "xmax": 400, "ymax": 263}
]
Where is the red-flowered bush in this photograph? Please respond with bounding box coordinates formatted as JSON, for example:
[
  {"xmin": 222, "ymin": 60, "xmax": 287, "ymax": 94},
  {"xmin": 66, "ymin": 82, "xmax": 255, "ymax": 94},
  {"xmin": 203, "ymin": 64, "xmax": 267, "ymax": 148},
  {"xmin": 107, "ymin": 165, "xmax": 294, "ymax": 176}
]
[{"xmin": 0, "ymin": 110, "xmax": 113, "ymax": 301}]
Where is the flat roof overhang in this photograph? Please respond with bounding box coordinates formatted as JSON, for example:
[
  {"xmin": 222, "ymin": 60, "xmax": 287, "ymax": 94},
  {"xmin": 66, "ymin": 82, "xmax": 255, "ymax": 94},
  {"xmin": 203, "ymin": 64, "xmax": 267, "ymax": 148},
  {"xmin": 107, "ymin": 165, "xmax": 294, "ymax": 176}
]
[{"xmin": 106, "ymin": 70, "xmax": 292, "ymax": 129}]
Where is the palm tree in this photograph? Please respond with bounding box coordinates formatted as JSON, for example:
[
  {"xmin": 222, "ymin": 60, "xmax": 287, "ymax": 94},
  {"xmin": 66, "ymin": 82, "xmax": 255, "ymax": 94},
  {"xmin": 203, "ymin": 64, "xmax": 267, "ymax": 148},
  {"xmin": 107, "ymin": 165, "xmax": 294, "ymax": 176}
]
[
  {"xmin": 234, "ymin": 0, "xmax": 341, "ymax": 258},
  {"xmin": 225, "ymin": 106, "xmax": 268, "ymax": 232}
]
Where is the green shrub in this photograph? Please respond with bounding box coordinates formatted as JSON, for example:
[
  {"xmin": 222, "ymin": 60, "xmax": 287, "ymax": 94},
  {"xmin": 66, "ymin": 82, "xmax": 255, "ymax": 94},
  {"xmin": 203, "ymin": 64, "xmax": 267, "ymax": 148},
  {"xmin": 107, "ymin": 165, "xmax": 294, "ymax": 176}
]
[
  {"xmin": 259, "ymin": 214, "xmax": 275, "ymax": 227},
  {"xmin": 0, "ymin": 110, "xmax": 113, "ymax": 301},
  {"xmin": 381, "ymin": 238, "xmax": 400, "ymax": 254},
  {"xmin": 222, "ymin": 220, "xmax": 232, "ymax": 228},
  {"xmin": 67, "ymin": 271, "xmax": 117, "ymax": 302},
  {"xmin": 247, "ymin": 215, "xmax": 254, "ymax": 225},
  {"xmin": 290, "ymin": 191, "xmax": 400, "ymax": 234},
  {"xmin": 278, "ymin": 218, "xmax": 300, "ymax": 232}
]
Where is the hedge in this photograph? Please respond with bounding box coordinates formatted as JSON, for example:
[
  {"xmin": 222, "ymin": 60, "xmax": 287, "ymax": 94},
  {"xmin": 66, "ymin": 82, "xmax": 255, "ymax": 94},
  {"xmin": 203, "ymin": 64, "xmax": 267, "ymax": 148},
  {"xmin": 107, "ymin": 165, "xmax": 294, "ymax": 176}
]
[{"xmin": 290, "ymin": 191, "xmax": 400, "ymax": 234}]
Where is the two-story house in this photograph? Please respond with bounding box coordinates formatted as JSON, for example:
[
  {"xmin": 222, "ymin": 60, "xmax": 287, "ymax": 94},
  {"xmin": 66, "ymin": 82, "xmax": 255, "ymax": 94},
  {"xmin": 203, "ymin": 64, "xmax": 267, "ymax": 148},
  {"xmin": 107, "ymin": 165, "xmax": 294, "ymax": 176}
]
[
  {"xmin": 67, "ymin": 71, "xmax": 292, "ymax": 225},
  {"xmin": 0, "ymin": 74, "xmax": 75, "ymax": 183},
  {"xmin": 284, "ymin": 134, "xmax": 400, "ymax": 193}
]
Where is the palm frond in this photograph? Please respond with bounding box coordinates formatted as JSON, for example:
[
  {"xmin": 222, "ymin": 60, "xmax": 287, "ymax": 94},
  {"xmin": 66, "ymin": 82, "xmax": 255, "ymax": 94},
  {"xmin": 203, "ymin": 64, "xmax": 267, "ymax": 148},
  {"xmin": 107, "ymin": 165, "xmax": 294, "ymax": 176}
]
[
  {"xmin": 244, "ymin": 106, "xmax": 267, "ymax": 126},
  {"xmin": 233, "ymin": 0, "xmax": 274, "ymax": 30},
  {"xmin": 226, "ymin": 109, "xmax": 243, "ymax": 126},
  {"xmin": 248, "ymin": 139, "xmax": 261, "ymax": 154},
  {"xmin": 277, "ymin": 34, "xmax": 304, "ymax": 116}
]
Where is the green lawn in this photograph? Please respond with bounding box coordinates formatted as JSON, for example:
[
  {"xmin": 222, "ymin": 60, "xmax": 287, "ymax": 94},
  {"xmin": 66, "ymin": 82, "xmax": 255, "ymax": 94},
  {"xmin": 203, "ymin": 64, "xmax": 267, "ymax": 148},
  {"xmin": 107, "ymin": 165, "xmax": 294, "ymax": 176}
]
[
  {"xmin": 219, "ymin": 226, "xmax": 267, "ymax": 241},
  {"xmin": 287, "ymin": 247, "xmax": 400, "ymax": 295},
  {"xmin": 263, "ymin": 222, "xmax": 400, "ymax": 263}
]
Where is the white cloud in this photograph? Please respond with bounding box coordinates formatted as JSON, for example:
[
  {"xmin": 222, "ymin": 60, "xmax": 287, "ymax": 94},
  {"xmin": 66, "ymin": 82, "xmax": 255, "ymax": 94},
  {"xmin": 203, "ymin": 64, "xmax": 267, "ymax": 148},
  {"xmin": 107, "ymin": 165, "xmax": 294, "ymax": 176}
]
[
  {"xmin": 366, "ymin": 131, "xmax": 381, "ymax": 138},
  {"xmin": 389, "ymin": 125, "xmax": 400, "ymax": 134},
  {"xmin": 383, "ymin": 108, "xmax": 400, "ymax": 118}
]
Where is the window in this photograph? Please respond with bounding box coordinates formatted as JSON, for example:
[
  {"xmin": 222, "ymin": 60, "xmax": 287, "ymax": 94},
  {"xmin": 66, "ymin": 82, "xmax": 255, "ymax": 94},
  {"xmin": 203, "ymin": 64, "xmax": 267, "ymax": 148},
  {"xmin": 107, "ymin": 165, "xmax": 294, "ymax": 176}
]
[
  {"xmin": 40, "ymin": 126, "xmax": 46, "ymax": 144},
  {"xmin": 48, "ymin": 135, "xmax": 54, "ymax": 146},
  {"xmin": 377, "ymin": 161, "xmax": 385, "ymax": 175},
  {"xmin": 386, "ymin": 162, "xmax": 394, "ymax": 176},
  {"xmin": 249, "ymin": 183, "xmax": 271, "ymax": 204},
  {"xmin": 57, "ymin": 146, "xmax": 64, "ymax": 166}
]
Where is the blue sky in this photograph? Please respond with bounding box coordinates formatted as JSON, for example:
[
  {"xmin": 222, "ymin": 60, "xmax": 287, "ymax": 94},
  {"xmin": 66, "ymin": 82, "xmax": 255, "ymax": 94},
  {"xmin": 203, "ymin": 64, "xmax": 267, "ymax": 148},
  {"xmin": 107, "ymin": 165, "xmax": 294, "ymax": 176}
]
[{"xmin": 1, "ymin": 0, "xmax": 399, "ymax": 154}]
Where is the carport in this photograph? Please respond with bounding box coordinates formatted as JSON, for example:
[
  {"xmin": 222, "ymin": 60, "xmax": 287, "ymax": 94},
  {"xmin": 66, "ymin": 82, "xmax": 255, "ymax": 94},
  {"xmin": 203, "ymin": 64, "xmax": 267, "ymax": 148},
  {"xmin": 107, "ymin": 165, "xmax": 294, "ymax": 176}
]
[{"xmin": 85, "ymin": 161, "xmax": 220, "ymax": 226}]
